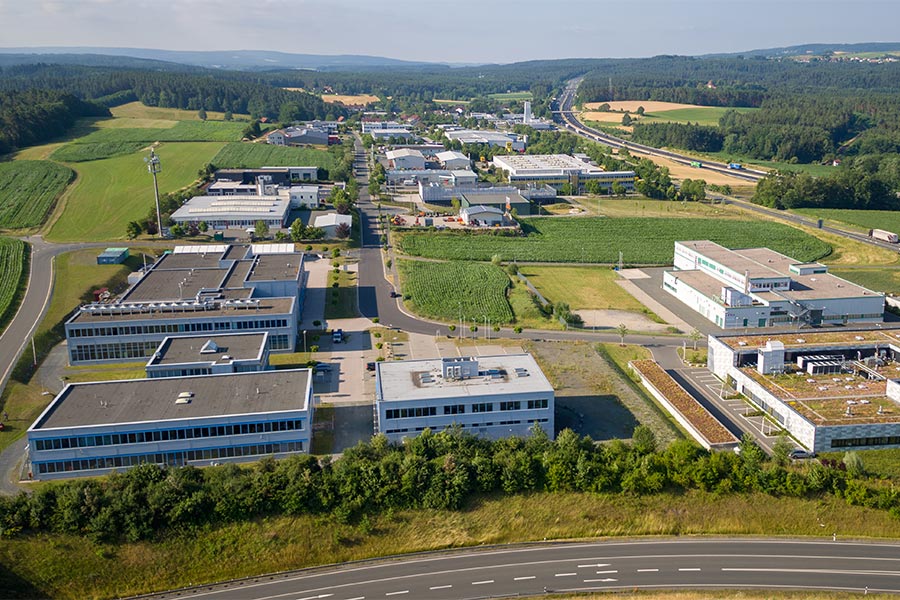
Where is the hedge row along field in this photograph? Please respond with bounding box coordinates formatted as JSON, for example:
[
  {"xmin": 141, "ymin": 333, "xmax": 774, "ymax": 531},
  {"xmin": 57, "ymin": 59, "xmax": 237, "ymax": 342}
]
[
  {"xmin": 211, "ymin": 142, "xmax": 337, "ymax": 170},
  {"xmin": 399, "ymin": 260, "xmax": 514, "ymax": 323},
  {"xmin": 0, "ymin": 161, "xmax": 74, "ymax": 229},
  {"xmin": 50, "ymin": 141, "xmax": 148, "ymax": 162},
  {"xmin": 399, "ymin": 217, "xmax": 832, "ymax": 265},
  {"xmin": 0, "ymin": 238, "xmax": 27, "ymax": 331},
  {"xmin": 74, "ymin": 120, "xmax": 246, "ymax": 144}
]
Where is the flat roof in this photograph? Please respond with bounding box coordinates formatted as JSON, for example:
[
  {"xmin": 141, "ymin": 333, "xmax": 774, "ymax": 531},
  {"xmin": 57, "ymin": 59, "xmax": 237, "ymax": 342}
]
[
  {"xmin": 122, "ymin": 268, "xmax": 229, "ymax": 302},
  {"xmin": 377, "ymin": 354, "xmax": 553, "ymax": 403},
  {"xmin": 153, "ymin": 251, "xmax": 226, "ymax": 270},
  {"xmin": 493, "ymin": 154, "xmax": 603, "ymax": 174},
  {"xmin": 461, "ymin": 192, "xmax": 527, "ymax": 205},
  {"xmin": 717, "ymin": 328, "xmax": 900, "ymax": 352},
  {"xmin": 247, "ymin": 254, "xmax": 302, "ymax": 282},
  {"xmin": 32, "ymin": 369, "xmax": 311, "ymax": 430},
  {"xmin": 68, "ymin": 296, "xmax": 295, "ymax": 324},
  {"xmin": 149, "ymin": 332, "xmax": 267, "ymax": 366},
  {"xmin": 171, "ymin": 195, "xmax": 291, "ymax": 222},
  {"xmin": 669, "ymin": 269, "xmax": 744, "ymax": 304},
  {"xmin": 678, "ymin": 241, "xmax": 783, "ymax": 280}
]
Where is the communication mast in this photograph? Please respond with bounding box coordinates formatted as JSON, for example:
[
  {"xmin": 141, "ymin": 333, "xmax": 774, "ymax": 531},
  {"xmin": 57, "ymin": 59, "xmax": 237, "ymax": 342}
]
[{"xmin": 145, "ymin": 149, "xmax": 163, "ymax": 238}]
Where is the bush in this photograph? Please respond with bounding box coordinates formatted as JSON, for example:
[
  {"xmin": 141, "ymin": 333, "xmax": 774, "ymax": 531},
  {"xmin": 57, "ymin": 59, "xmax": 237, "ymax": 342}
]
[
  {"xmin": 373, "ymin": 331, "xmax": 382, "ymax": 338},
  {"xmin": 514, "ymin": 326, "xmax": 523, "ymax": 333},
  {"xmin": 309, "ymin": 345, "xmax": 319, "ymax": 352},
  {"xmin": 312, "ymin": 320, "xmax": 321, "ymax": 327},
  {"xmin": 375, "ymin": 342, "xmax": 383, "ymax": 349},
  {"xmin": 372, "ymin": 317, "xmax": 380, "ymax": 323}
]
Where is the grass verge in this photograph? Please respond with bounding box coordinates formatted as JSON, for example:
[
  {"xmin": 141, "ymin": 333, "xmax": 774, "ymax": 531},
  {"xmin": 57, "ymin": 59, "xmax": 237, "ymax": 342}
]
[{"xmin": 324, "ymin": 260, "xmax": 359, "ymax": 320}]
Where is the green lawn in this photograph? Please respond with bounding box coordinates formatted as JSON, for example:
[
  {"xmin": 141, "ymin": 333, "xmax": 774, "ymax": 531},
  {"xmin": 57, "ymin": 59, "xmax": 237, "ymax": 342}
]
[
  {"xmin": 211, "ymin": 142, "xmax": 336, "ymax": 170},
  {"xmin": 521, "ymin": 266, "xmax": 646, "ymax": 312},
  {"xmin": 399, "ymin": 218, "xmax": 832, "ymax": 265},
  {"xmin": 643, "ymin": 106, "xmax": 756, "ymax": 127},
  {"xmin": 792, "ymin": 208, "xmax": 900, "ymax": 235},
  {"xmin": 0, "ymin": 161, "xmax": 74, "ymax": 229},
  {"xmin": 47, "ymin": 142, "xmax": 225, "ymax": 242},
  {"xmin": 830, "ymin": 268, "xmax": 900, "ymax": 294},
  {"xmin": 487, "ymin": 91, "xmax": 532, "ymax": 101},
  {"xmin": 399, "ymin": 260, "xmax": 514, "ymax": 323},
  {"xmin": 50, "ymin": 142, "xmax": 149, "ymax": 162},
  {"xmin": 74, "ymin": 120, "xmax": 246, "ymax": 144}
]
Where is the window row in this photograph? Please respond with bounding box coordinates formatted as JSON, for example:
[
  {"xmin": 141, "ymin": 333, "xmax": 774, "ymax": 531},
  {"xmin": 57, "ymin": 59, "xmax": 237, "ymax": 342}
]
[
  {"xmin": 68, "ymin": 318, "xmax": 290, "ymax": 339},
  {"xmin": 71, "ymin": 334, "xmax": 291, "ymax": 362},
  {"xmin": 386, "ymin": 400, "xmax": 551, "ymax": 420},
  {"xmin": 832, "ymin": 436, "xmax": 900, "ymax": 448},
  {"xmin": 385, "ymin": 407, "xmax": 437, "ymax": 420},
  {"xmin": 383, "ymin": 418, "xmax": 549, "ymax": 435},
  {"xmin": 33, "ymin": 419, "xmax": 305, "ymax": 451},
  {"xmin": 35, "ymin": 441, "xmax": 305, "ymax": 475}
]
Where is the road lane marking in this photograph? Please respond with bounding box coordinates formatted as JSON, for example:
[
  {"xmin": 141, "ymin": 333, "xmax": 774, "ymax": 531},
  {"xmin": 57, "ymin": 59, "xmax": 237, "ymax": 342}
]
[
  {"xmin": 428, "ymin": 584, "xmax": 452, "ymax": 590},
  {"xmin": 721, "ymin": 567, "xmax": 900, "ymax": 576},
  {"xmin": 472, "ymin": 580, "xmax": 494, "ymax": 585},
  {"xmin": 636, "ymin": 568, "xmax": 659, "ymax": 572},
  {"xmin": 294, "ymin": 595, "xmax": 333, "ymax": 600},
  {"xmin": 345, "ymin": 597, "xmax": 364, "ymax": 600},
  {"xmin": 596, "ymin": 570, "xmax": 618, "ymax": 574},
  {"xmin": 385, "ymin": 591, "xmax": 408, "ymax": 596},
  {"xmin": 583, "ymin": 578, "xmax": 618, "ymax": 583},
  {"xmin": 514, "ymin": 576, "xmax": 536, "ymax": 581},
  {"xmin": 679, "ymin": 568, "xmax": 701, "ymax": 571},
  {"xmin": 555, "ymin": 572, "xmax": 577, "ymax": 577},
  {"xmin": 578, "ymin": 563, "xmax": 611, "ymax": 568}
]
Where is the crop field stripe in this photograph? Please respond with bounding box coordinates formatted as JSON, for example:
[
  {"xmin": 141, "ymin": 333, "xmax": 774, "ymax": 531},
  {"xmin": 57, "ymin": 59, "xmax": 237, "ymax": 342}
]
[
  {"xmin": 73, "ymin": 120, "xmax": 246, "ymax": 144},
  {"xmin": 0, "ymin": 161, "xmax": 75, "ymax": 229},
  {"xmin": 399, "ymin": 217, "xmax": 831, "ymax": 265},
  {"xmin": 50, "ymin": 142, "xmax": 149, "ymax": 163},
  {"xmin": 400, "ymin": 260, "xmax": 514, "ymax": 323},
  {"xmin": 211, "ymin": 143, "xmax": 337, "ymax": 170},
  {"xmin": 0, "ymin": 238, "xmax": 28, "ymax": 333}
]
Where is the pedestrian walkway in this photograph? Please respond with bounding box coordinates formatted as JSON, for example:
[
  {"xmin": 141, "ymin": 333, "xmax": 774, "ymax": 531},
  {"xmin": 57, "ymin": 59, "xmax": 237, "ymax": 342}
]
[{"xmin": 300, "ymin": 256, "xmax": 331, "ymax": 329}]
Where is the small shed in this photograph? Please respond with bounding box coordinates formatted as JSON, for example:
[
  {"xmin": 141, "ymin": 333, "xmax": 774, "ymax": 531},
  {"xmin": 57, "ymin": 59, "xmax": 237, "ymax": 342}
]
[
  {"xmin": 460, "ymin": 205, "xmax": 505, "ymax": 227},
  {"xmin": 97, "ymin": 248, "xmax": 129, "ymax": 265}
]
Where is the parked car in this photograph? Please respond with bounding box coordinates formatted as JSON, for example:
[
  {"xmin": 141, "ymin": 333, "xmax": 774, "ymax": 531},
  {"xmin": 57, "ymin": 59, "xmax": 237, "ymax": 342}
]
[
  {"xmin": 390, "ymin": 290, "xmax": 401, "ymax": 298},
  {"xmin": 332, "ymin": 329, "xmax": 343, "ymax": 343},
  {"xmin": 314, "ymin": 362, "xmax": 332, "ymax": 372},
  {"xmin": 366, "ymin": 362, "xmax": 376, "ymax": 371},
  {"xmin": 789, "ymin": 449, "xmax": 816, "ymax": 460}
]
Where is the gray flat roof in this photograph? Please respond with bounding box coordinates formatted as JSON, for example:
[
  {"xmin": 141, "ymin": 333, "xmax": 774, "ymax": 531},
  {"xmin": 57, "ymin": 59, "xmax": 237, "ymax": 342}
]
[
  {"xmin": 247, "ymin": 254, "xmax": 302, "ymax": 282},
  {"xmin": 149, "ymin": 333, "xmax": 267, "ymax": 366},
  {"xmin": 33, "ymin": 369, "xmax": 311, "ymax": 430},
  {"xmin": 377, "ymin": 354, "xmax": 553, "ymax": 403},
  {"xmin": 153, "ymin": 251, "xmax": 226, "ymax": 270},
  {"xmin": 68, "ymin": 297, "xmax": 294, "ymax": 323},
  {"xmin": 123, "ymin": 268, "xmax": 230, "ymax": 302},
  {"xmin": 461, "ymin": 192, "xmax": 527, "ymax": 205}
]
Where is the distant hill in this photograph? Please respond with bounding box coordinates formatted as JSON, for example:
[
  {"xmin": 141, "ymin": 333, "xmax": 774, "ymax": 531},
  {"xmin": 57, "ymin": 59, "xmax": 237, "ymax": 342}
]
[
  {"xmin": 0, "ymin": 47, "xmax": 435, "ymax": 71},
  {"xmin": 0, "ymin": 52, "xmax": 201, "ymax": 71},
  {"xmin": 706, "ymin": 42, "xmax": 900, "ymax": 58}
]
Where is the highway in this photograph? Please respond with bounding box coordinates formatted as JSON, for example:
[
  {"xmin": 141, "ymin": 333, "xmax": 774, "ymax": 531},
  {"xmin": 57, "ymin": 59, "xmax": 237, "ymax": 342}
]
[{"xmin": 136, "ymin": 539, "xmax": 900, "ymax": 599}]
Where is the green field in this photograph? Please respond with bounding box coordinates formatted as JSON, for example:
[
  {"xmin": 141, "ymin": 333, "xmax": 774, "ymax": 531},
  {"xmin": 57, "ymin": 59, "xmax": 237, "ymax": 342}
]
[
  {"xmin": 399, "ymin": 260, "xmax": 514, "ymax": 323},
  {"xmin": 399, "ymin": 218, "xmax": 832, "ymax": 265},
  {"xmin": 211, "ymin": 142, "xmax": 336, "ymax": 170},
  {"xmin": 74, "ymin": 120, "xmax": 246, "ymax": 144},
  {"xmin": 521, "ymin": 266, "xmax": 647, "ymax": 311},
  {"xmin": 50, "ymin": 141, "xmax": 148, "ymax": 162},
  {"xmin": 0, "ymin": 161, "xmax": 74, "ymax": 229},
  {"xmin": 792, "ymin": 208, "xmax": 900, "ymax": 234},
  {"xmin": 47, "ymin": 142, "xmax": 225, "ymax": 242},
  {"xmin": 487, "ymin": 91, "xmax": 533, "ymax": 101},
  {"xmin": 830, "ymin": 268, "xmax": 900, "ymax": 294},
  {"xmin": 0, "ymin": 238, "xmax": 27, "ymax": 331},
  {"xmin": 643, "ymin": 106, "xmax": 756, "ymax": 127}
]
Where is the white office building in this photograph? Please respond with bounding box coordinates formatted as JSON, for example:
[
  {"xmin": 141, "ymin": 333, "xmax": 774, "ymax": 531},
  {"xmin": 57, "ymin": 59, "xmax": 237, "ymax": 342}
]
[
  {"xmin": 375, "ymin": 354, "xmax": 555, "ymax": 441},
  {"xmin": 663, "ymin": 241, "xmax": 884, "ymax": 329},
  {"xmin": 27, "ymin": 369, "xmax": 313, "ymax": 480},
  {"xmin": 492, "ymin": 154, "xmax": 634, "ymax": 192},
  {"xmin": 145, "ymin": 332, "xmax": 270, "ymax": 378}
]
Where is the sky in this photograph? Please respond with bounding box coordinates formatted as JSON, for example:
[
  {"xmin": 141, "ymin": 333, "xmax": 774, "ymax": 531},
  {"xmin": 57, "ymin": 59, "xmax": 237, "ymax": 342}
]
[{"xmin": 1, "ymin": 0, "xmax": 899, "ymax": 63}]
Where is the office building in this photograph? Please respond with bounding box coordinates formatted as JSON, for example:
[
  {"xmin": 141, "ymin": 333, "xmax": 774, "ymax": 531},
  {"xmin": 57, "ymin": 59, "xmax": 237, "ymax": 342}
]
[
  {"xmin": 145, "ymin": 332, "xmax": 270, "ymax": 378},
  {"xmin": 492, "ymin": 154, "xmax": 635, "ymax": 192}
]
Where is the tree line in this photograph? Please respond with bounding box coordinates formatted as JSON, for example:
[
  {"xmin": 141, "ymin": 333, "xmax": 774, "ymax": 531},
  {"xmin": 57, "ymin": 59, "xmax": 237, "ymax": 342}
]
[
  {"xmin": 0, "ymin": 425, "xmax": 892, "ymax": 544},
  {"xmin": 752, "ymin": 167, "xmax": 899, "ymax": 210},
  {"xmin": 0, "ymin": 89, "xmax": 109, "ymax": 155}
]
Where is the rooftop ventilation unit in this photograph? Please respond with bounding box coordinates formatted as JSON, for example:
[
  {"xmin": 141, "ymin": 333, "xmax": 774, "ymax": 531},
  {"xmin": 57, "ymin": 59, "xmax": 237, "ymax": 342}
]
[
  {"xmin": 175, "ymin": 391, "xmax": 194, "ymax": 405},
  {"xmin": 200, "ymin": 340, "xmax": 220, "ymax": 354}
]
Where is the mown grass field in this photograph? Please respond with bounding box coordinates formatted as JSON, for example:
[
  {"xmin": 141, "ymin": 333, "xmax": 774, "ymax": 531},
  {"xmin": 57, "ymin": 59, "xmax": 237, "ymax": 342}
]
[
  {"xmin": 2, "ymin": 490, "xmax": 899, "ymax": 599},
  {"xmin": 399, "ymin": 218, "xmax": 832, "ymax": 265},
  {"xmin": 521, "ymin": 266, "xmax": 646, "ymax": 311},
  {"xmin": 793, "ymin": 208, "xmax": 900, "ymax": 234},
  {"xmin": 110, "ymin": 101, "xmax": 249, "ymax": 122},
  {"xmin": 74, "ymin": 120, "xmax": 246, "ymax": 144},
  {"xmin": 211, "ymin": 142, "xmax": 336, "ymax": 170},
  {"xmin": 0, "ymin": 161, "xmax": 74, "ymax": 229},
  {"xmin": 50, "ymin": 141, "xmax": 148, "ymax": 162},
  {"xmin": 830, "ymin": 268, "xmax": 900, "ymax": 294},
  {"xmin": 399, "ymin": 260, "xmax": 514, "ymax": 323},
  {"xmin": 47, "ymin": 142, "xmax": 224, "ymax": 241},
  {"xmin": 487, "ymin": 91, "xmax": 532, "ymax": 101},
  {"xmin": 643, "ymin": 105, "xmax": 756, "ymax": 126}
]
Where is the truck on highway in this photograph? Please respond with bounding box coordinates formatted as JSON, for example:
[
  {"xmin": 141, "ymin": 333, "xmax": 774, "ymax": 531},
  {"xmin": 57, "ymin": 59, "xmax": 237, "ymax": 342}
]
[
  {"xmin": 869, "ymin": 229, "xmax": 899, "ymax": 243},
  {"xmin": 690, "ymin": 161, "xmax": 702, "ymax": 168},
  {"xmin": 728, "ymin": 163, "xmax": 743, "ymax": 170}
]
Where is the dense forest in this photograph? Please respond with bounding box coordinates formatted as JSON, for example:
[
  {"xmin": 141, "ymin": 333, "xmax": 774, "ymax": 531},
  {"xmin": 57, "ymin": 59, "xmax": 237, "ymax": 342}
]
[
  {"xmin": 0, "ymin": 426, "xmax": 891, "ymax": 544},
  {"xmin": 752, "ymin": 167, "xmax": 899, "ymax": 210},
  {"xmin": 0, "ymin": 89, "xmax": 109, "ymax": 155}
]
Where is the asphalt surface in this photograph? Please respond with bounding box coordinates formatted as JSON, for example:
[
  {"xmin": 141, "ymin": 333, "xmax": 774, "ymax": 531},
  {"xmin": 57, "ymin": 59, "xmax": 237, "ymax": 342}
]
[{"xmin": 136, "ymin": 538, "xmax": 900, "ymax": 599}]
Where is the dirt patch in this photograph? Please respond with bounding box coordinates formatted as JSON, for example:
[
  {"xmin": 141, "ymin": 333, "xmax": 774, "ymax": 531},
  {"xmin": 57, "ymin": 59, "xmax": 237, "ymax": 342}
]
[
  {"xmin": 575, "ymin": 309, "xmax": 669, "ymax": 332},
  {"xmin": 584, "ymin": 100, "xmax": 704, "ymax": 112},
  {"xmin": 525, "ymin": 341, "xmax": 678, "ymax": 445},
  {"xmin": 322, "ymin": 94, "xmax": 380, "ymax": 106},
  {"xmin": 581, "ymin": 111, "xmax": 640, "ymax": 124},
  {"xmin": 646, "ymin": 154, "xmax": 744, "ymax": 186}
]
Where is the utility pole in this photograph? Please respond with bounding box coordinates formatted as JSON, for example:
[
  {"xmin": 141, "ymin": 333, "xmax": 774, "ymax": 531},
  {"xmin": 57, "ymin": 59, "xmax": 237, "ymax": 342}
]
[{"xmin": 145, "ymin": 149, "xmax": 163, "ymax": 238}]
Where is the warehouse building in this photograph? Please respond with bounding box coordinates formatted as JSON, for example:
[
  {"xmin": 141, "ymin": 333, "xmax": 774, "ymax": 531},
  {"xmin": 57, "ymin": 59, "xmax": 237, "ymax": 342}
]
[
  {"xmin": 171, "ymin": 195, "xmax": 292, "ymax": 230},
  {"xmin": 385, "ymin": 148, "xmax": 426, "ymax": 170},
  {"xmin": 145, "ymin": 332, "xmax": 270, "ymax": 378},
  {"xmin": 267, "ymin": 126, "xmax": 329, "ymax": 146},
  {"xmin": 444, "ymin": 129, "xmax": 525, "ymax": 151},
  {"xmin": 375, "ymin": 354, "xmax": 554, "ymax": 441},
  {"xmin": 65, "ymin": 245, "xmax": 303, "ymax": 365},
  {"xmin": 492, "ymin": 154, "xmax": 635, "ymax": 192},
  {"xmin": 418, "ymin": 182, "xmax": 556, "ymax": 206},
  {"xmin": 435, "ymin": 150, "xmax": 470, "ymax": 170},
  {"xmin": 313, "ymin": 213, "xmax": 353, "ymax": 238},
  {"xmin": 27, "ymin": 368, "xmax": 313, "ymax": 480},
  {"xmin": 663, "ymin": 241, "xmax": 884, "ymax": 329},
  {"xmin": 459, "ymin": 205, "xmax": 507, "ymax": 227},
  {"xmin": 708, "ymin": 328, "xmax": 900, "ymax": 452},
  {"xmin": 386, "ymin": 169, "xmax": 476, "ymax": 187},
  {"xmin": 460, "ymin": 191, "xmax": 531, "ymax": 216},
  {"xmin": 97, "ymin": 248, "xmax": 129, "ymax": 265},
  {"xmin": 213, "ymin": 167, "xmax": 318, "ymax": 185}
]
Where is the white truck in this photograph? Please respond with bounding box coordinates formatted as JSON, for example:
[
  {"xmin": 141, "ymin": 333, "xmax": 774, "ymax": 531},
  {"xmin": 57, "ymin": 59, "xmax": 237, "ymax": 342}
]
[{"xmin": 869, "ymin": 228, "xmax": 899, "ymax": 243}]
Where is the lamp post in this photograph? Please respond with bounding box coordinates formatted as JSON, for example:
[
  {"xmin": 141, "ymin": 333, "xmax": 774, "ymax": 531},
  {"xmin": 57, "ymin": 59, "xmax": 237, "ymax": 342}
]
[{"xmin": 145, "ymin": 149, "xmax": 163, "ymax": 238}]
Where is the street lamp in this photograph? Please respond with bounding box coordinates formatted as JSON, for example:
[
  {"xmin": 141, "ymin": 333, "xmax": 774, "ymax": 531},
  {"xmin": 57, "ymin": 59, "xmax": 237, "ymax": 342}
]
[{"xmin": 144, "ymin": 149, "xmax": 163, "ymax": 238}]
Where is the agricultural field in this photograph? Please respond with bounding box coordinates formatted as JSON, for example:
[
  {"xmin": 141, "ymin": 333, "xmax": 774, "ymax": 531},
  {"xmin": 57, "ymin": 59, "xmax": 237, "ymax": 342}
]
[
  {"xmin": 50, "ymin": 141, "xmax": 148, "ymax": 162},
  {"xmin": 521, "ymin": 266, "xmax": 645, "ymax": 312},
  {"xmin": 792, "ymin": 208, "xmax": 900, "ymax": 234},
  {"xmin": 487, "ymin": 91, "xmax": 532, "ymax": 101},
  {"xmin": 47, "ymin": 142, "xmax": 225, "ymax": 242},
  {"xmin": 0, "ymin": 238, "xmax": 27, "ymax": 331},
  {"xmin": 830, "ymin": 268, "xmax": 900, "ymax": 295},
  {"xmin": 74, "ymin": 120, "xmax": 246, "ymax": 144},
  {"xmin": 211, "ymin": 142, "xmax": 336, "ymax": 171},
  {"xmin": 399, "ymin": 218, "xmax": 831, "ymax": 265},
  {"xmin": 110, "ymin": 101, "xmax": 249, "ymax": 122},
  {"xmin": 0, "ymin": 161, "xmax": 74, "ymax": 229},
  {"xmin": 320, "ymin": 93, "xmax": 379, "ymax": 105},
  {"xmin": 398, "ymin": 260, "xmax": 514, "ymax": 323},
  {"xmin": 642, "ymin": 106, "xmax": 756, "ymax": 127}
]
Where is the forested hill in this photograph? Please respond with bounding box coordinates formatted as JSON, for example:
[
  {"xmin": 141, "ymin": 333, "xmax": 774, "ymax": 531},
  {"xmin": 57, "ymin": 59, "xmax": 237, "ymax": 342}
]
[{"xmin": 0, "ymin": 89, "xmax": 109, "ymax": 156}]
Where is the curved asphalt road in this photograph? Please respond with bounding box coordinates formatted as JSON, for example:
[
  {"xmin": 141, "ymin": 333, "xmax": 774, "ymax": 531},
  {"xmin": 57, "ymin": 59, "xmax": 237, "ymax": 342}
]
[{"xmin": 136, "ymin": 539, "xmax": 900, "ymax": 599}]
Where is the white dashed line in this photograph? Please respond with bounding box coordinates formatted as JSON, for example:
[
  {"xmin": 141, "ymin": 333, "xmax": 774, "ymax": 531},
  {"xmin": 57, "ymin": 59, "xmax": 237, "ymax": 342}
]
[
  {"xmin": 555, "ymin": 572, "xmax": 577, "ymax": 577},
  {"xmin": 385, "ymin": 591, "xmax": 408, "ymax": 596},
  {"xmin": 636, "ymin": 568, "xmax": 659, "ymax": 572},
  {"xmin": 429, "ymin": 585, "xmax": 452, "ymax": 590},
  {"xmin": 596, "ymin": 570, "xmax": 618, "ymax": 574},
  {"xmin": 583, "ymin": 578, "xmax": 618, "ymax": 583},
  {"xmin": 345, "ymin": 597, "xmax": 364, "ymax": 600},
  {"xmin": 513, "ymin": 576, "xmax": 536, "ymax": 581},
  {"xmin": 679, "ymin": 568, "xmax": 702, "ymax": 572},
  {"xmin": 578, "ymin": 563, "xmax": 611, "ymax": 568},
  {"xmin": 472, "ymin": 580, "xmax": 494, "ymax": 585}
]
